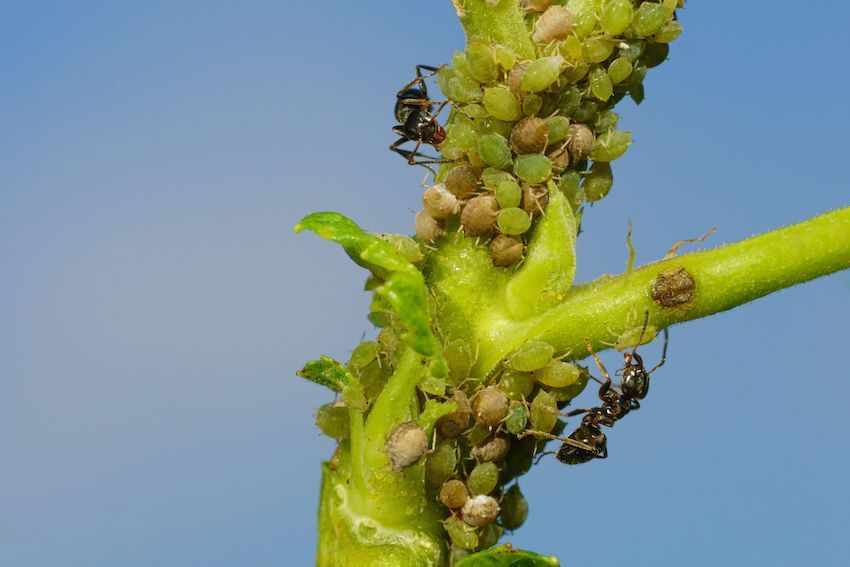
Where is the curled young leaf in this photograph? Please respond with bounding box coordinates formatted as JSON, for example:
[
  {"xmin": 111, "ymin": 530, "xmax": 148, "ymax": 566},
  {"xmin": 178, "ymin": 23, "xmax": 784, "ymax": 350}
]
[
  {"xmin": 504, "ymin": 183, "xmax": 577, "ymax": 318},
  {"xmin": 295, "ymin": 212, "xmax": 440, "ymax": 357},
  {"xmin": 455, "ymin": 543, "xmax": 559, "ymax": 566},
  {"xmin": 296, "ymin": 355, "xmax": 353, "ymax": 392}
]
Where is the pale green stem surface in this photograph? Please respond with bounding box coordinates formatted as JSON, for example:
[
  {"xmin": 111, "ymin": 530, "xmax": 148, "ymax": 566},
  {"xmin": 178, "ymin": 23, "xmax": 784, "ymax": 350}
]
[{"xmin": 473, "ymin": 206, "xmax": 850, "ymax": 373}]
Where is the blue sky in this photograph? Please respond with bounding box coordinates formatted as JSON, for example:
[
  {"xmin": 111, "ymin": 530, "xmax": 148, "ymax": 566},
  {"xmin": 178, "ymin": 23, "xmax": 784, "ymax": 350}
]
[{"xmin": 1, "ymin": 1, "xmax": 849, "ymax": 565}]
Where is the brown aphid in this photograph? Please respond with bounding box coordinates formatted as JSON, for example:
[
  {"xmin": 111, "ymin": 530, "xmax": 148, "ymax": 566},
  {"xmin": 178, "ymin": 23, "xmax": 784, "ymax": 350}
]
[
  {"xmin": 445, "ymin": 164, "xmax": 480, "ymax": 200},
  {"xmin": 547, "ymin": 143, "xmax": 570, "ymax": 171},
  {"xmin": 436, "ymin": 391, "xmax": 472, "ymax": 439},
  {"xmin": 472, "ymin": 386, "xmax": 510, "ymax": 427},
  {"xmin": 521, "ymin": 0, "xmax": 555, "ymax": 13},
  {"xmin": 521, "ymin": 183, "xmax": 549, "ymax": 217},
  {"xmin": 471, "ymin": 435, "xmax": 511, "ymax": 462},
  {"xmin": 415, "ymin": 209, "xmax": 444, "ymax": 243},
  {"xmin": 386, "ymin": 422, "xmax": 428, "ymax": 472},
  {"xmin": 461, "ymin": 194, "xmax": 499, "ymax": 236},
  {"xmin": 510, "ymin": 117, "xmax": 549, "ymax": 155},
  {"xmin": 489, "ymin": 234, "xmax": 524, "ymax": 267},
  {"xmin": 567, "ymin": 124, "xmax": 595, "ymax": 163},
  {"xmin": 652, "ymin": 266, "xmax": 696, "ymax": 308},
  {"xmin": 423, "ymin": 183, "xmax": 460, "ymax": 220},
  {"xmin": 532, "ymin": 5, "xmax": 573, "ymax": 44},
  {"xmin": 439, "ymin": 479, "xmax": 470, "ymax": 509},
  {"xmin": 461, "ymin": 495, "xmax": 501, "ymax": 527},
  {"xmin": 506, "ymin": 62, "xmax": 529, "ymax": 97}
]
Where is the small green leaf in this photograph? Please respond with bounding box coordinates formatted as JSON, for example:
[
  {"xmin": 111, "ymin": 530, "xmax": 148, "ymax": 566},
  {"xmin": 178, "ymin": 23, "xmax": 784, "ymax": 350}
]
[
  {"xmin": 297, "ymin": 355, "xmax": 353, "ymax": 392},
  {"xmin": 455, "ymin": 543, "xmax": 559, "ymax": 566},
  {"xmin": 504, "ymin": 184, "xmax": 577, "ymax": 318},
  {"xmin": 295, "ymin": 212, "xmax": 440, "ymax": 357}
]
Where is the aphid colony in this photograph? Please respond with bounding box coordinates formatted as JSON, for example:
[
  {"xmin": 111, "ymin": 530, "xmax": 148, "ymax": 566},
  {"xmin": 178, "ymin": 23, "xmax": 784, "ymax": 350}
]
[
  {"xmin": 315, "ymin": 307, "xmax": 667, "ymax": 558},
  {"xmin": 404, "ymin": 0, "xmax": 684, "ymax": 267}
]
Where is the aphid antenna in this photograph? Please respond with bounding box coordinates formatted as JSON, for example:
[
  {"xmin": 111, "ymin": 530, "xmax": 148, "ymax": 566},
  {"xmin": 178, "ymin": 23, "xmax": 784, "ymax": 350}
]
[
  {"xmin": 517, "ymin": 429, "xmax": 598, "ymax": 453},
  {"xmin": 664, "ymin": 226, "xmax": 718, "ymax": 259}
]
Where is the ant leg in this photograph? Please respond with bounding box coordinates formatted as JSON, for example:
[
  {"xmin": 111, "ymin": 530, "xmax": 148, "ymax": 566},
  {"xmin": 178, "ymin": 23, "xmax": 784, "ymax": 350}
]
[
  {"xmin": 431, "ymin": 100, "xmax": 450, "ymax": 121},
  {"xmin": 631, "ymin": 309, "xmax": 651, "ymax": 359},
  {"xmin": 629, "ymin": 399, "xmax": 641, "ymax": 410},
  {"xmin": 566, "ymin": 407, "xmax": 589, "ymax": 417},
  {"xmin": 585, "ymin": 339, "xmax": 613, "ymax": 399},
  {"xmin": 397, "ymin": 64, "xmax": 447, "ymax": 97},
  {"xmin": 390, "ymin": 137, "xmax": 446, "ymax": 163},
  {"xmin": 648, "ymin": 328, "xmax": 669, "ymax": 374},
  {"xmin": 517, "ymin": 429, "xmax": 597, "ymax": 453}
]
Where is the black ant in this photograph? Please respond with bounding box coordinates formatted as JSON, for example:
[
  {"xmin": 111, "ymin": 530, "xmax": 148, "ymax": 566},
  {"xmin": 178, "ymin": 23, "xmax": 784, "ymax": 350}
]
[
  {"xmin": 522, "ymin": 312, "xmax": 669, "ymax": 465},
  {"xmin": 390, "ymin": 64, "xmax": 451, "ymax": 175}
]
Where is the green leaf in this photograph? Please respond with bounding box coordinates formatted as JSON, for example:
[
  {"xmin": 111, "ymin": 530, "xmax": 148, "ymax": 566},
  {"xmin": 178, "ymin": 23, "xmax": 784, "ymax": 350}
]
[
  {"xmin": 295, "ymin": 212, "xmax": 440, "ymax": 357},
  {"xmin": 455, "ymin": 544, "xmax": 559, "ymax": 566},
  {"xmin": 296, "ymin": 355, "xmax": 353, "ymax": 392},
  {"xmin": 504, "ymin": 183, "xmax": 578, "ymax": 318}
]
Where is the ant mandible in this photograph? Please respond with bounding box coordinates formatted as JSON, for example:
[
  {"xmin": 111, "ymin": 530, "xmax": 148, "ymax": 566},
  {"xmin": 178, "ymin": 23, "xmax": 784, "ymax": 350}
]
[
  {"xmin": 390, "ymin": 64, "xmax": 451, "ymax": 175},
  {"xmin": 522, "ymin": 311, "xmax": 669, "ymax": 465}
]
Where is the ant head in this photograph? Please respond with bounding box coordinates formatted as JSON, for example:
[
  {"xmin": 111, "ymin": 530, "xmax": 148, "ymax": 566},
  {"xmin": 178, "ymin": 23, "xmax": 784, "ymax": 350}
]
[{"xmin": 424, "ymin": 119, "xmax": 446, "ymax": 145}]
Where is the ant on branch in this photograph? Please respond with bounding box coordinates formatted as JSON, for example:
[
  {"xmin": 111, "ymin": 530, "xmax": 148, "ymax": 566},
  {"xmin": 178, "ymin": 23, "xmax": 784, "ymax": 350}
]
[
  {"xmin": 390, "ymin": 64, "xmax": 451, "ymax": 175},
  {"xmin": 522, "ymin": 312, "xmax": 669, "ymax": 465}
]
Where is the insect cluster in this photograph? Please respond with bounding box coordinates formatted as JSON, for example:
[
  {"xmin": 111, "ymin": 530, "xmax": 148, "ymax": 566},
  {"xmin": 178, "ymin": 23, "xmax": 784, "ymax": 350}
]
[
  {"xmin": 405, "ymin": 0, "xmax": 684, "ymax": 267},
  {"xmin": 315, "ymin": 309, "xmax": 668, "ymax": 558}
]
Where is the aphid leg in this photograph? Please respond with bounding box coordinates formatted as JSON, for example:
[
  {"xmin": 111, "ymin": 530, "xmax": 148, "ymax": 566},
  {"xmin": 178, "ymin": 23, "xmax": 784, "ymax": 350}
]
[
  {"xmin": 518, "ymin": 429, "xmax": 598, "ymax": 452},
  {"xmin": 585, "ymin": 338, "xmax": 613, "ymax": 398},
  {"xmin": 648, "ymin": 328, "xmax": 669, "ymax": 375}
]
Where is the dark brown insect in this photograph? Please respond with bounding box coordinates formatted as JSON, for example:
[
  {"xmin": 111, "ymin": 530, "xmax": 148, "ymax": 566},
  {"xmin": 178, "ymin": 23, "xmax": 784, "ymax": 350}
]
[{"xmin": 389, "ymin": 65, "xmax": 450, "ymax": 174}]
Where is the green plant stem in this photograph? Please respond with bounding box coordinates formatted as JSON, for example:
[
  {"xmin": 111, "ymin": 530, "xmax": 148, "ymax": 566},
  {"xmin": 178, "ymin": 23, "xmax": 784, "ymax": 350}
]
[
  {"xmin": 452, "ymin": 0, "xmax": 535, "ymax": 58},
  {"xmin": 473, "ymin": 206, "xmax": 850, "ymax": 372}
]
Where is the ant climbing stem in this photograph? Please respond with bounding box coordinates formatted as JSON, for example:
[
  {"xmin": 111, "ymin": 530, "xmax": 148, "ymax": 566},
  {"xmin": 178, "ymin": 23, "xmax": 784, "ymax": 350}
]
[{"xmin": 390, "ymin": 64, "xmax": 453, "ymax": 177}]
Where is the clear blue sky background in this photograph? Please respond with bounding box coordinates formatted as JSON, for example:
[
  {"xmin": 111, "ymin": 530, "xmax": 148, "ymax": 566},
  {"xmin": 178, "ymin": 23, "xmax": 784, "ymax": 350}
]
[{"xmin": 2, "ymin": 1, "xmax": 849, "ymax": 565}]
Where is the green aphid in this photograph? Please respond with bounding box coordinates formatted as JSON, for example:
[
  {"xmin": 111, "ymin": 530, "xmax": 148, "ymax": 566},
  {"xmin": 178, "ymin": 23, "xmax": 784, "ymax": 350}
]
[
  {"xmin": 497, "ymin": 207, "xmax": 532, "ymax": 236},
  {"xmin": 529, "ymin": 389, "xmax": 558, "ymax": 433},
  {"xmin": 591, "ymin": 130, "xmax": 631, "ymax": 162},
  {"xmin": 466, "ymin": 41, "xmax": 499, "ymax": 84},
  {"xmin": 631, "ymin": 2, "xmax": 670, "ymax": 38},
  {"xmin": 607, "ymin": 57, "xmax": 634, "ymax": 85},
  {"xmin": 348, "ymin": 340, "xmax": 380, "ymax": 370},
  {"xmin": 514, "ymin": 154, "xmax": 553, "ymax": 184},
  {"xmin": 533, "ymin": 360, "xmax": 582, "ymax": 388},
  {"xmin": 499, "ymin": 370, "xmax": 536, "ymax": 401},
  {"xmin": 495, "ymin": 180, "xmax": 522, "ymax": 209},
  {"xmin": 483, "ymin": 86, "xmax": 522, "ymax": 122},
  {"xmin": 444, "ymin": 516, "xmax": 479, "ymax": 550},
  {"xmin": 315, "ymin": 403, "xmax": 350, "ymax": 440},
  {"xmin": 581, "ymin": 38, "xmax": 614, "ymax": 64},
  {"xmin": 505, "ymin": 340, "xmax": 555, "ymax": 372},
  {"xmin": 467, "ymin": 462, "xmax": 499, "ymax": 495},
  {"xmin": 590, "ymin": 66, "xmax": 614, "ymax": 101},
  {"xmin": 601, "ymin": 0, "xmax": 634, "ymax": 36},
  {"xmin": 426, "ymin": 441, "xmax": 458, "ymax": 487},
  {"xmin": 499, "ymin": 484, "xmax": 529, "ymax": 530},
  {"xmin": 547, "ymin": 115, "xmax": 571, "ymax": 144},
  {"xmin": 520, "ymin": 56, "xmax": 564, "ymax": 93},
  {"xmin": 652, "ymin": 21, "xmax": 683, "ymax": 44},
  {"xmin": 558, "ymin": 170, "xmax": 584, "ymax": 212},
  {"xmin": 505, "ymin": 402, "xmax": 529, "ymax": 435},
  {"xmin": 583, "ymin": 161, "xmax": 614, "ymax": 202},
  {"xmin": 478, "ymin": 133, "xmax": 513, "ymax": 170},
  {"xmin": 482, "ymin": 168, "xmax": 516, "ymax": 189}
]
